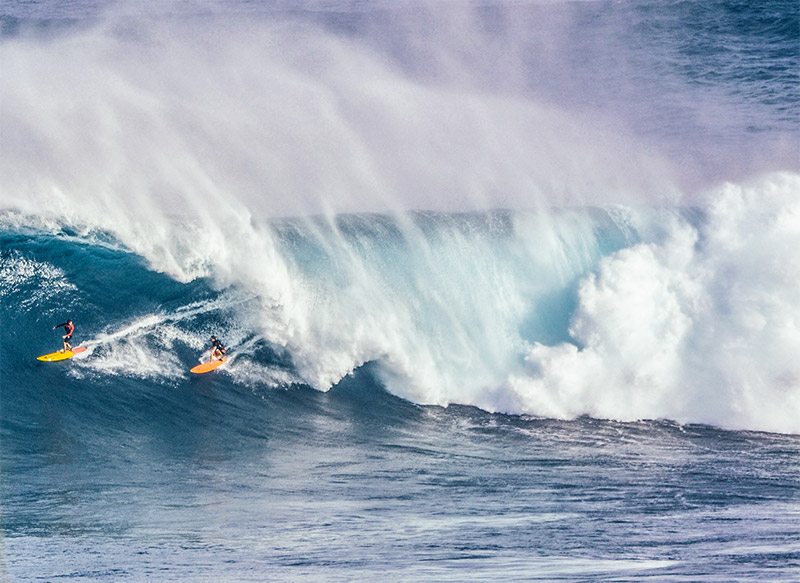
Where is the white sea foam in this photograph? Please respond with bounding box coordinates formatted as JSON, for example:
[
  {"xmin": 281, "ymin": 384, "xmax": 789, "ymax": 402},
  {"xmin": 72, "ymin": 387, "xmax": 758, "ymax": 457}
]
[
  {"xmin": 69, "ymin": 293, "xmax": 259, "ymax": 381},
  {"xmin": 0, "ymin": 254, "xmax": 78, "ymax": 314},
  {"xmin": 506, "ymin": 173, "xmax": 800, "ymax": 433}
]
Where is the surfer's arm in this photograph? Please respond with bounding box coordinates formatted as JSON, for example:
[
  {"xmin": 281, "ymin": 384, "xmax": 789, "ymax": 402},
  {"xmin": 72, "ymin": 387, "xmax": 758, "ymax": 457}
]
[{"xmin": 53, "ymin": 322, "xmax": 67, "ymax": 330}]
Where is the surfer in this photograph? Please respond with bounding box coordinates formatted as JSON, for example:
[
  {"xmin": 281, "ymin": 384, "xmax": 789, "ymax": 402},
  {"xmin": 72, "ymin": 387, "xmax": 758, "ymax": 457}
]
[
  {"xmin": 209, "ymin": 335, "xmax": 227, "ymax": 361},
  {"xmin": 53, "ymin": 319, "xmax": 75, "ymax": 352}
]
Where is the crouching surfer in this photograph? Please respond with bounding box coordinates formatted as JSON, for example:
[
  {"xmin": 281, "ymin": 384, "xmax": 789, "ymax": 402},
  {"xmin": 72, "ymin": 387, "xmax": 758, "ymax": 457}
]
[
  {"xmin": 189, "ymin": 335, "xmax": 228, "ymax": 374},
  {"xmin": 53, "ymin": 319, "xmax": 75, "ymax": 352},
  {"xmin": 209, "ymin": 335, "xmax": 227, "ymax": 361}
]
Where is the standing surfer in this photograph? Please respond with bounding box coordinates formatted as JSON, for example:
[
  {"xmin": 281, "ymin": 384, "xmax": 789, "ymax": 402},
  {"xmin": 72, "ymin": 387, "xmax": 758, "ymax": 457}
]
[{"xmin": 53, "ymin": 319, "xmax": 75, "ymax": 352}]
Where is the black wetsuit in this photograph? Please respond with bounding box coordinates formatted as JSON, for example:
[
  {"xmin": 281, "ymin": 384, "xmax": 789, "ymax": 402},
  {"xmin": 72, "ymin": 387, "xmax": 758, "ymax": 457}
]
[{"xmin": 211, "ymin": 338, "xmax": 226, "ymax": 356}]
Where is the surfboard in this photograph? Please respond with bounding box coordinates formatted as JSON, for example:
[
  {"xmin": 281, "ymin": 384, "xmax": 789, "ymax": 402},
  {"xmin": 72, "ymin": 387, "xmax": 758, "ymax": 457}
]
[
  {"xmin": 36, "ymin": 346, "xmax": 88, "ymax": 362},
  {"xmin": 190, "ymin": 358, "xmax": 227, "ymax": 374}
]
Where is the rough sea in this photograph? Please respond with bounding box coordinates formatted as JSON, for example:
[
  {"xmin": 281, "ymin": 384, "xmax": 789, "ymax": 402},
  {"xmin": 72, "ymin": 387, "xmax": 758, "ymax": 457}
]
[{"xmin": 2, "ymin": 1, "xmax": 799, "ymax": 580}]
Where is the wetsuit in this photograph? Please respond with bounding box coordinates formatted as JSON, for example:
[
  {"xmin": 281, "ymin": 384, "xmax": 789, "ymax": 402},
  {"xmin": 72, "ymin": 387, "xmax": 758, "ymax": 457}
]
[
  {"xmin": 55, "ymin": 321, "xmax": 75, "ymax": 350},
  {"xmin": 211, "ymin": 338, "xmax": 227, "ymax": 359},
  {"xmin": 55, "ymin": 321, "xmax": 75, "ymax": 340}
]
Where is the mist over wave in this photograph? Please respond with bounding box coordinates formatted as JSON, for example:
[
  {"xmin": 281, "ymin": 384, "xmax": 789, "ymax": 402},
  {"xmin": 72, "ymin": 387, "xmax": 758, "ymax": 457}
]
[{"xmin": 1, "ymin": 1, "xmax": 798, "ymax": 434}]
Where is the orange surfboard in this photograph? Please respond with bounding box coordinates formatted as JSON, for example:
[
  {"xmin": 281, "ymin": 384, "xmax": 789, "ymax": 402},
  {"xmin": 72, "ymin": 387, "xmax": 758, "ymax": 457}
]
[{"xmin": 190, "ymin": 358, "xmax": 227, "ymax": 374}]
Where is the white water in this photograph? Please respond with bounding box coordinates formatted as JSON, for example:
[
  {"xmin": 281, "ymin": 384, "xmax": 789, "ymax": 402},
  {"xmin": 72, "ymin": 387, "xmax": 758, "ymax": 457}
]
[{"xmin": 509, "ymin": 174, "xmax": 800, "ymax": 433}]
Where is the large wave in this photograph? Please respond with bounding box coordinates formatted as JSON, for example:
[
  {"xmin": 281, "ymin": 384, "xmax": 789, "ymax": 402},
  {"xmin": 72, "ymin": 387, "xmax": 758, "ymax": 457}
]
[
  {"xmin": 2, "ymin": 4, "xmax": 799, "ymax": 433},
  {"xmin": 3, "ymin": 172, "xmax": 799, "ymax": 433}
]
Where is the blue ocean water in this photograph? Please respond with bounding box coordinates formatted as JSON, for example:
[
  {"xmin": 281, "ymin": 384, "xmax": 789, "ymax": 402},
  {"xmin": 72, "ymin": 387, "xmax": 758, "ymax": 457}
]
[{"xmin": 2, "ymin": 0, "xmax": 800, "ymax": 581}]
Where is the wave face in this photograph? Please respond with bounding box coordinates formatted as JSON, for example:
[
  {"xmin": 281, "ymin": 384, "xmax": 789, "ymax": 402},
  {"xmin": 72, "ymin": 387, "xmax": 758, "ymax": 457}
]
[{"xmin": 2, "ymin": 1, "xmax": 799, "ymax": 434}]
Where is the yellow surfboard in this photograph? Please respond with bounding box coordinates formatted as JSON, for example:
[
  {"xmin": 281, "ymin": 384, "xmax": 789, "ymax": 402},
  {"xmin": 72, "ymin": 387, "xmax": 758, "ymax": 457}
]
[
  {"xmin": 37, "ymin": 346, "xmax": 88, "ymax": 362},
  {"xmin": 190, "ymin": 358, "xmax": 227, "ymax": 374}
]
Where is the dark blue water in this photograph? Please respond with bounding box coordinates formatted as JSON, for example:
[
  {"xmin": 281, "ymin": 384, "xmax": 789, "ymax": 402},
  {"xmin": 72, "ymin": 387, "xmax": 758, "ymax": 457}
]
[
  {"xmin": 2, "ymin": 0, "xmax": 800, "ymax": 580},
  {"xmin": 5, "ymin": 383, "xmax": 800, "ymax": 581}
]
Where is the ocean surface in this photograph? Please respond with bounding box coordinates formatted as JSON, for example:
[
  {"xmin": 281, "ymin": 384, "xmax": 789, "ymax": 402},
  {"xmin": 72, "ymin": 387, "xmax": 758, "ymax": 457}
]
[{"xmin": 2, "ymin": 1, "xmax": 799, "ymax": 581}]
